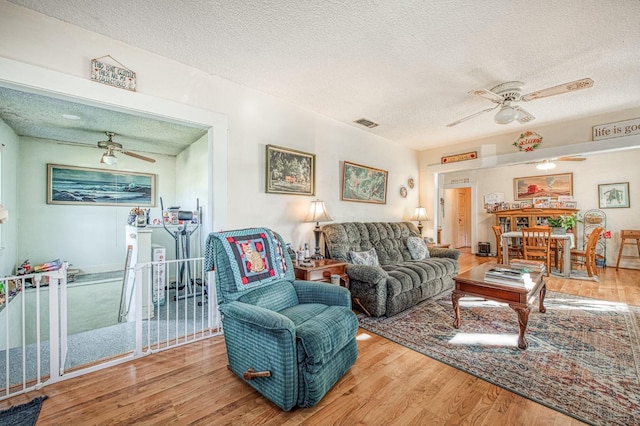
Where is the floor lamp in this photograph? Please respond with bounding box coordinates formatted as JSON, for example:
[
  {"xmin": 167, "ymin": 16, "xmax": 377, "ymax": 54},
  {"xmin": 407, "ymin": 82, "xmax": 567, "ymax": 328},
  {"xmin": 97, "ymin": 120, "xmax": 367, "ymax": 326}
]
[
  {"xmin": 411, "ymin": 206, "xmax": 430, "ymax": 236},
  {"xmin": 305, "ymin": 200, "xmax": 333, "ymax": 260}
]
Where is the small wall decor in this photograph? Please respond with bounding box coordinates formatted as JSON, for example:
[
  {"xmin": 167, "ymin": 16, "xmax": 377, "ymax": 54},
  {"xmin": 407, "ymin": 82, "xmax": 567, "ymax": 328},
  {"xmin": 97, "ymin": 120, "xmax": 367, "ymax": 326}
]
[
  {"xmin": 512, "ymin": 131, "xmax": 542, "ymax": 152},
  {"xmin": 441, "ymin": 151, "xmax": 477, "ymax": 164},
  {"xmin": 513, "ymin": 173, "xmax": 573, "ymax": 201},
  {"xmin": 90, "ymin": 55, "xmax": 137, "ymax": 91},
  {"xmin": 400, "ymin": 186, "xmax": 407, "ymax": 198},
  {"xmin": 598, "ymin": 182, "xmax": 630, "ymax": 208},
  {"xmin": 408, "ymin": 178, "xmax": 414, "ymax": 188},
  {"xmin": 592, "ymin": 118, "xmax": 640, "ymax": 140},
  {"xmin": 265, "ymin": 145, "xmax": 315, "ymax": 196},
  {"xmin": 342, "ymin": 161, "xmax": 388, "ymax": 204},
  {"xmin": 47, "ymin": 164, "xmax": 155, "ymax": 206}
]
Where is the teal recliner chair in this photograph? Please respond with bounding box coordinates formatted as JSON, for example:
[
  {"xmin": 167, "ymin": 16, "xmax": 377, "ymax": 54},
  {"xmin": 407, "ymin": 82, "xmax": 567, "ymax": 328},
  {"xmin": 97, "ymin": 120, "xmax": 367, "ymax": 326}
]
[{"xmin": 205, "ymin": 228, "xmax": 358, "ymax": 411}]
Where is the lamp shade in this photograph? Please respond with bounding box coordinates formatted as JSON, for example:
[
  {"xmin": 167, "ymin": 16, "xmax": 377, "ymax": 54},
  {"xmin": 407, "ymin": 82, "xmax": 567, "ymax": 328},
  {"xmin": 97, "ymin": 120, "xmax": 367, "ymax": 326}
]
[
  {"xmin": 494, "ymin": 105, "xmax": 519, "ymax": 125},
  {"xmin": 410, "ymin": 207, "xmax": 430, "ymax": 222},
  {"xmin": 101, "ymin": 150, "xmax": 118, "ymax": 165},
  {"xmin": 305, "ymin": 200, "xmax": 333, "ymax": 223},
  {"xmin": 536, "ymin": 160, "xmax": 556, "ymax": 171}
]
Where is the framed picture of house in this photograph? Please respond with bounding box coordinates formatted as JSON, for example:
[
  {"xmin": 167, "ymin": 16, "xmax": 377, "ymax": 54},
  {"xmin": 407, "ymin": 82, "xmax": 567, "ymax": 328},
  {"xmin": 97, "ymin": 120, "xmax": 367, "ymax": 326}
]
[
  {"xmin": 513, "ymin": 173, "xmax": 573, "ymax": 201},
  {"xmin": 265, "ymin": 145, "xmax": 315, "ymax": 196},
  {"xmin": 47, "ymin": 164, "xmax": 156, "ymax": 206},
  {"xmin": 598, "ymin": 182, "xmax": 630, "ymax": 208},
  {"xmin": 342, "ymin": 161, "xmax": 388, "ymax": 204}
]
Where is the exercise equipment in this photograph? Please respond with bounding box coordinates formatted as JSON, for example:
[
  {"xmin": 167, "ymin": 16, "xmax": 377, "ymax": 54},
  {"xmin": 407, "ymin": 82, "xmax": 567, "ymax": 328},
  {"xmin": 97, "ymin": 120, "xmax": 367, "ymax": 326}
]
[{"xmin": 159, "ymin": 197, "xmax": 201, "ymax": 300}]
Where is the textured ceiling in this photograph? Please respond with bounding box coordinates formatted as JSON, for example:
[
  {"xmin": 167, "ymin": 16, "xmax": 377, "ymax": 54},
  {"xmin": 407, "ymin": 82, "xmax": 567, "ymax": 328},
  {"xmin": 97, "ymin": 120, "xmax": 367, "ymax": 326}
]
[
  {"xmin": 0, "ymin": 86, "xmax": 207, "ymax": 156},
  {"xmin": 6, "ymin": 0, "xmax": 640, "ymax": 151}
]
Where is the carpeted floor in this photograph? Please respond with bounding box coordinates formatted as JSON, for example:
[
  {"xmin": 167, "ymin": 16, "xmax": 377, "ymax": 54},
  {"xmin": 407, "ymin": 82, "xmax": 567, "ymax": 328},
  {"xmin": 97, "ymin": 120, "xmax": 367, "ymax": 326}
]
[
  {"xmin": 0, "ymin": 396, "xmax": 47, "ymax": 426},
  {"xmin": 358, "ymin": 291, "xmax": 640, "ymax": 426}
]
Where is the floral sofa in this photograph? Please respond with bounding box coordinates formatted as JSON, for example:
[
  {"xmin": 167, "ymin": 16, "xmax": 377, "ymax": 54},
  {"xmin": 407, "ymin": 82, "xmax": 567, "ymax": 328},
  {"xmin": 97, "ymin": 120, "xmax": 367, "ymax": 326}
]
[{"xmin": 321, "ymin": 222, "xmax": 460, "ymax": 317}]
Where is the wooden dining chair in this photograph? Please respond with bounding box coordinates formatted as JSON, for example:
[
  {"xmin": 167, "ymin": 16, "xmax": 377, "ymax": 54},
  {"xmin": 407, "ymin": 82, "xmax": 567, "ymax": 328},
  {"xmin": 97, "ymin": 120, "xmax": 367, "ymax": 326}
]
[
  {"xmin": 521, "ymin": 227, "xmax": 552, "ymax": 276},
  {"xmin": 571, "ymin": 227, "xmax": 604, "ymax": 277},
  {"xmin": 493, "ymin": 225, "xmax": 522, "ymax": 264}
]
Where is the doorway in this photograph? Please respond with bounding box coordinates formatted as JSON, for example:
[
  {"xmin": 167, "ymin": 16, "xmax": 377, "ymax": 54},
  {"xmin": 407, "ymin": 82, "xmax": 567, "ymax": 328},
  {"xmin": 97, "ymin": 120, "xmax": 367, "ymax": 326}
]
[{"xmin": 443, "ymin": 186, "xmax": 472, "ymax": 249}]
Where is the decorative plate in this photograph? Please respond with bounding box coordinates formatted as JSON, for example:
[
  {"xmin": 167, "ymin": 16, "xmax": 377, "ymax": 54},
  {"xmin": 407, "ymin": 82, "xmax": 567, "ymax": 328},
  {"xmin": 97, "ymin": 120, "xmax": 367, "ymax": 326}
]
[
  {"xmin": 400, "ymin": 186, "xmax": 407, "ymax": 198},
  {"xmin": 408, "ymin": 178, "xmax": 414, "ymax": 188}
]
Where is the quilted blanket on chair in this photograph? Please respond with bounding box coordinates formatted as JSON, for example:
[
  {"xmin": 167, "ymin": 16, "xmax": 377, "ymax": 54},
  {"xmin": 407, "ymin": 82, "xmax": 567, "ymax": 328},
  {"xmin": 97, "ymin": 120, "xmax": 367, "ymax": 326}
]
[{"xmin": 205, "ymin": 228, "xmax": 288, "ymax": 291}]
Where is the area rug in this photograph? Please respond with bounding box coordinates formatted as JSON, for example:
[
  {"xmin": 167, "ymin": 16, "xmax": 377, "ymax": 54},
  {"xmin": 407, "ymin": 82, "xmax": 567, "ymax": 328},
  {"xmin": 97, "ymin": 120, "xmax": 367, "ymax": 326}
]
[
  {"xmin": 0, "ymin": 396, "xmax": 47, "ymax": 426},
  {"xmin": 358, "ymin": 291, "xmax": 640, "ymax": 426}
]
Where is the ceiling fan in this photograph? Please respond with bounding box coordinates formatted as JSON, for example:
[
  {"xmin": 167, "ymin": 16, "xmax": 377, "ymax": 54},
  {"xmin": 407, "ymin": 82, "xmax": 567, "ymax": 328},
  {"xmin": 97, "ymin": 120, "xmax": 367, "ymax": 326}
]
[
  {"xmin": 447, "ymin": 78, "xmax": 594, "ymax": 127},
  {"xmin": 98, "ymin": 131, "xmax": 156, "ymax": 164},
  {"xmin": 531, "ymin": 156, "xmax": 586, "ymax": 171}
]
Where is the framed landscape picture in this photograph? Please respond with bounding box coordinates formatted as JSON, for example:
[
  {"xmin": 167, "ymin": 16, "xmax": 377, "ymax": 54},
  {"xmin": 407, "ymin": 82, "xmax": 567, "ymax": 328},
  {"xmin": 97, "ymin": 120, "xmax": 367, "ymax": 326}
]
[
  {"xmin": 265, "ymin": 145, "xmax": 315, "ymax": 196},
  {"xmin": 342, "ymin": 161, "xmax": 388, "ymax": 204},
  {"xmin": 513, "ymin": 173, "xmax": 573, "ymax": 201},
  {"xmin": 598, "ymin": 182, "xmax": 630, "ymax": 208},
  {"xmin": 47, "ymin": 164, "xmax": 155, "ymax": 206}
]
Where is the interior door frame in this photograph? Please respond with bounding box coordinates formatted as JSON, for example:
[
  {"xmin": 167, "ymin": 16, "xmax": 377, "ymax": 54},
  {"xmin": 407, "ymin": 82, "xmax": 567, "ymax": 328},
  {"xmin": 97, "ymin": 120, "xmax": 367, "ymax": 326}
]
[{"xmin": 440, "ymin": 179, "xmax": 478, "ymax": 253}]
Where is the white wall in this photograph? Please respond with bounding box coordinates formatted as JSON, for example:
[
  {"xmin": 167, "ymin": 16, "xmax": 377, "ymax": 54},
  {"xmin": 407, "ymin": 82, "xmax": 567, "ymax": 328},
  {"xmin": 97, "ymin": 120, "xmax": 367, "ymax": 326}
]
[
  {"xmin": 0, "ymin": 119, "xmax": 18, "ymax": 276},
  {"xmin": 0, "ymin": 2, "xmax": 419, "ymax": 253},
  {"xmin": 434, "ymin": 150, "xmax": 640, "ymax": 268}
]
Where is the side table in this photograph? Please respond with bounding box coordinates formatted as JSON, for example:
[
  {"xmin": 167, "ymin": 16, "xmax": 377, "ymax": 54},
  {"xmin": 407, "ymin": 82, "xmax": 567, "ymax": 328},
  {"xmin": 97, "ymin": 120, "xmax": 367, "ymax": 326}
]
[
  {"xmin": 293, "ymin": 259, "xmax": 349, "ymax": 287},
  {"xmin": 293, "ymin": 259, "xmax": 371, "ymax": 316}
]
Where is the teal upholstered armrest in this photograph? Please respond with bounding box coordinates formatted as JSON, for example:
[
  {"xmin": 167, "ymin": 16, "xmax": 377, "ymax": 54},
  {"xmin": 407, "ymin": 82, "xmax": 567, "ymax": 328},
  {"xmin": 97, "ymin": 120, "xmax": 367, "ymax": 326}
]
[
  {"xmin": 345, "ymin": 264, "xmax": 388, "ymax": 285},
  {"xmin": 293, "ymin": 281, "xmax": 351, "ymax": 307},
  {"xmin": 429, "ymin": 247, "xmax": 461, "ymax": 260},
  {"xmin": 219, "ymin": 301, "xmax": 296, "ymax": 332}
]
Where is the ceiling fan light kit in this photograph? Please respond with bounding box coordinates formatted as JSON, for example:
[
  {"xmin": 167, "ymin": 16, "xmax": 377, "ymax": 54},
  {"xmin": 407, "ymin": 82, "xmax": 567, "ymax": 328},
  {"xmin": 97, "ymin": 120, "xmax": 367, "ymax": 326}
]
[
  {"xmin": 536, "ymin": 160, "xmax": 556, "ymax": 171},
  {"xmin": 97, "ymin": 131, "xmax": 156, "ymax": 164},
  {"xmin": 448, "ymin": 78, "xmax": 594, "ymax": 127}
]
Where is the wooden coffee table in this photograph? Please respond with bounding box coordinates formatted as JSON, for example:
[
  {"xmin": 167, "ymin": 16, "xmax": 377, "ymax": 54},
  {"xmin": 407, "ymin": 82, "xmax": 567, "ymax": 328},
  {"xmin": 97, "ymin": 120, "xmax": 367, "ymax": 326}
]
[{"xmin": 451, "ymin": 263, "xmax": 546, "ymax": 350}]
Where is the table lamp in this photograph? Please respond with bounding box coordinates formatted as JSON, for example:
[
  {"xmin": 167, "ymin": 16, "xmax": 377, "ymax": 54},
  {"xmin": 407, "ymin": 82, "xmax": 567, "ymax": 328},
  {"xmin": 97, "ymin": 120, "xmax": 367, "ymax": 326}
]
[
  {"xmin": 305, "ymin": 200, "xmax": 333, "ymax": 259},
  {"xmin": 411, "ymin": 207, "xmax": 430, "ymax": 235}
]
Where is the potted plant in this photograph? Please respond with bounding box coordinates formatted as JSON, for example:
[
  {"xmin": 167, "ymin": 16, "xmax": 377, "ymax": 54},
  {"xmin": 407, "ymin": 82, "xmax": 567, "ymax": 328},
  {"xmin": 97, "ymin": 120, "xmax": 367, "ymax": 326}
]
[
  {"xmin": 546, "ymin": 217, "xmax": 566, "ymax": 234},
  {"xmin": 547, "ymin": 214, "xmax": 579, "ymax": 234}
]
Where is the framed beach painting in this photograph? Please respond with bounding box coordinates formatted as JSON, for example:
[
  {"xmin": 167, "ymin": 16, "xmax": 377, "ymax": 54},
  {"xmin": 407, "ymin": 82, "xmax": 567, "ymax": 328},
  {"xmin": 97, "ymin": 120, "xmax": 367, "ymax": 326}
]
[
  {"xmin": 513, "ymin": 173, "xmax": 573, "ymax": 201},
  {"xmin": 265, "ymin": 145, "xmax": 315, "ymax": 196},
  {"xmin": 47, "ymin": 164, "xmax": 156, "ymax": 206},
  {"xmin": 342, "ymin": 161, "xmax": 388, "ymax": 204},
  {"xmin": 598, "ymin": 182, "xmax": 630, "ymax": 208}
]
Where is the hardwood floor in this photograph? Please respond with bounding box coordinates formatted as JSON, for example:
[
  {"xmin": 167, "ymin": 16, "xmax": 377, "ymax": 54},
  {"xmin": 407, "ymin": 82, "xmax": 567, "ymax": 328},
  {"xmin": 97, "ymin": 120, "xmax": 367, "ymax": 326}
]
[{"xmin": 3, "ymin": 251, "xmax": 639, "ymax": 425}]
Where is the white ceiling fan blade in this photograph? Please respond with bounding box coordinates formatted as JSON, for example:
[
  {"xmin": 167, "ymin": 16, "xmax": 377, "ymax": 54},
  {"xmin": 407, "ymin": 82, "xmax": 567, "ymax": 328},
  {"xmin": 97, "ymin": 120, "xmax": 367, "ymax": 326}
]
[
  {"xmin": 447, "ymin": 105, "xmax": 500, "ymax": 127},
  {"xmin": 521, "ymin": 78, "xmax": 594, "ymax": 102},
  {"xmin": 515, "ymin": 106, "xmax": 536, "ymax": 124},
  {"xmin": 468, "ymin": 88, "xmax": 503, "ymax": 103},
  {"xmin": 121, "ymin": 149, "xmax": 156, "ymax": 163}
]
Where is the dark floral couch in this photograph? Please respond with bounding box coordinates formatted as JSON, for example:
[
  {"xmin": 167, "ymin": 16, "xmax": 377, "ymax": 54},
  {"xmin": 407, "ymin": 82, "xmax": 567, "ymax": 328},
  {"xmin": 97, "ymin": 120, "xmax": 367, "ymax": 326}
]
[{"xmin": 322, "ymin": 222, "xmax": 460, "ymax": 317}]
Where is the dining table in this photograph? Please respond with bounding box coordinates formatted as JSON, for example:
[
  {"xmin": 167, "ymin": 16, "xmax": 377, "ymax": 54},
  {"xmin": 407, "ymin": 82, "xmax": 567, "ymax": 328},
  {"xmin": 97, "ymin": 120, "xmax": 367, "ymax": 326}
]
[{"xmin": 501, "ymin": 231, "xmax": 575, "ymax": 277}]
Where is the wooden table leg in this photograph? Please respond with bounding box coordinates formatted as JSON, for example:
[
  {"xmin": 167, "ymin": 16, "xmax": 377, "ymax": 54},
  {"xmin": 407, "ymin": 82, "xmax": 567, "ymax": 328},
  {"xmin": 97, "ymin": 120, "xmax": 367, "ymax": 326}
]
[
  {"xmin": 511, "ymin": 305, "xmax": 530, "ymax": 350},
  {"xmin": 539, "ymin": 283, "xmax": 546, "ymax": 313},
  {"xmin": 452, "ymin": 291, "xmax": 462, "ymax": 328}
]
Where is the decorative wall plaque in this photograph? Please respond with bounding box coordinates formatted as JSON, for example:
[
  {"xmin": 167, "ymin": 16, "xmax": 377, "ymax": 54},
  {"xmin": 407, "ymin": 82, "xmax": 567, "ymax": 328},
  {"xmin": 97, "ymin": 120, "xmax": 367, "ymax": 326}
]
[{"xmin": 91, "ymin": 55, "xmax": 137, "ymax": 91}]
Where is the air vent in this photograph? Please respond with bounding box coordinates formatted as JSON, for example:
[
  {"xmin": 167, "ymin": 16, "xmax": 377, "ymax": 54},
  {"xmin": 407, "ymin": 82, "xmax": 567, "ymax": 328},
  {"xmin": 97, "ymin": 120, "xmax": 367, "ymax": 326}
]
[{"xmin": 354, "ymin": 118, "xmax": 379, "ymax": 128}]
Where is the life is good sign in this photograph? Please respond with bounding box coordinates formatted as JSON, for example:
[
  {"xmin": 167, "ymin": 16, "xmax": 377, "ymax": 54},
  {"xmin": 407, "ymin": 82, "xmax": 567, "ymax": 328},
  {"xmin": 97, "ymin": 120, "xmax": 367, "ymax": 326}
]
[
  {"xmin": 592, "ymin": 117, "xmax": 640, "ymax": 140},
  {"xmin": 91, "ymin": 59, "xmax": 137, "ymax": 91}
]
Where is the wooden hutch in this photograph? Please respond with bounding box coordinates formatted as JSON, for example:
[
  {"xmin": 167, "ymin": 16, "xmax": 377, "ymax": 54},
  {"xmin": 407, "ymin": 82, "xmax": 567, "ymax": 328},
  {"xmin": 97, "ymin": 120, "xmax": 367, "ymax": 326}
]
[{"xmin": 493, "ymin": 208, "xmax": 579, "ymax": 232}]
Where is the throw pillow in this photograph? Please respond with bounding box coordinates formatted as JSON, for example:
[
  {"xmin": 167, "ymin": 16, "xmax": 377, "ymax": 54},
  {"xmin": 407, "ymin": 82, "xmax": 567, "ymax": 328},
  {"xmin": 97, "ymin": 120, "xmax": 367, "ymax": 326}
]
[
  {"xmin": 350, "ymin": 248, "xmax": 379, "ymax": 266},
  {"xmin": 407, "ymin": 236, "xmax": 430, "ymax": 260}
]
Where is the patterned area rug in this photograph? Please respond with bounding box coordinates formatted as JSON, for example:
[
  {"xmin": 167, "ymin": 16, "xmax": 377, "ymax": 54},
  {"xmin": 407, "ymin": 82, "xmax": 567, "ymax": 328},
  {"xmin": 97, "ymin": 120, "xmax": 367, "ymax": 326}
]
[
  {"xmin": 358, "ymin": 291, "xmax": 640, "ymax": 425},
  {"xmin": 0, "ymin": 396, "xmax": 47, "ymax": 426}
]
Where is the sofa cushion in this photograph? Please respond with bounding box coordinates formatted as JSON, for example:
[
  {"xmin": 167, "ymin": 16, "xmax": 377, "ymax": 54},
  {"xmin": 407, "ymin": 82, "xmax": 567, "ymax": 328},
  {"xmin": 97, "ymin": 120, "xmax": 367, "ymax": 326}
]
[
  {"xmin": 350, "ymin": 248, "xmax": 379, "ymax": 266},
  {"xmin": 406, "ymin": 236, "xmax": 430, "ymax": 260}
]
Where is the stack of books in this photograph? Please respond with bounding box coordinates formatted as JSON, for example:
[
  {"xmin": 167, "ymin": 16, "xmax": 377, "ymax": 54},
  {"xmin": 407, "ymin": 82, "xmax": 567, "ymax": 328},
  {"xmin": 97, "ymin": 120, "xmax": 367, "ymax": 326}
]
[
  {"xmin": 484, "ymin": 266, "xmax": 535, "ymax": 288},
  {"xmin": 509, "ymin": 259, "xmax": 546, "ymax": 275}
]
